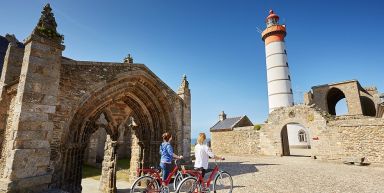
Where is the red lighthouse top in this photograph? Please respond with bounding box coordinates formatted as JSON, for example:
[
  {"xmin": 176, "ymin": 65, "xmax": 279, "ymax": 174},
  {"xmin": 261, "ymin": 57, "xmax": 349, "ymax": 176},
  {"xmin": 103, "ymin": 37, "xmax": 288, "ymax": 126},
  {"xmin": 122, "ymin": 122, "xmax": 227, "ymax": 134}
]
[
  {"xmin": 266, "ymin": 10, "xmax": 279, "ymax": 22},
  {"xmin": 261, "ymin": 9, "xmax": 286, "ymax": 44}
]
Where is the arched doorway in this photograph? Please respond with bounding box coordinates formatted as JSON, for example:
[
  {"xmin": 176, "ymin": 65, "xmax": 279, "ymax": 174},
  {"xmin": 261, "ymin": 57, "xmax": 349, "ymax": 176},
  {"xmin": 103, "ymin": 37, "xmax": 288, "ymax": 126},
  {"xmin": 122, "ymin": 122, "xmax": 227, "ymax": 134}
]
[
  {"xmin": 55, "ymin": 74, "xmax": 178, "ymax": 193},
  {"xmin": 81, "ymin": 111, "xmax": 134, "ymax": 191},
  {"xmin": 360, "ymin": 96, "xmax": 376, "ymax": 116},
  {"xmin": 327, "ymin": 88, "xmax": 348, "ymax": 115},
  {"xmin": 262, "ymin": 105, "xmax": 328, "ymax": 158},
  {"xmin": 281, "ymin": 123, "xmax": 311, "ymax": 156}
]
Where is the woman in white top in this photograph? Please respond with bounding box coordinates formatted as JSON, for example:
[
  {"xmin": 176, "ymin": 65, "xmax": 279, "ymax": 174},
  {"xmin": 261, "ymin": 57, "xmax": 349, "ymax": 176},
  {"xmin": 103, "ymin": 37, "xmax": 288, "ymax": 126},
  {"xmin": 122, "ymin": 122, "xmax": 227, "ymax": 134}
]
[{"xmin": 194, "ymin": 133, "xmax": 224, "ymax": 177}]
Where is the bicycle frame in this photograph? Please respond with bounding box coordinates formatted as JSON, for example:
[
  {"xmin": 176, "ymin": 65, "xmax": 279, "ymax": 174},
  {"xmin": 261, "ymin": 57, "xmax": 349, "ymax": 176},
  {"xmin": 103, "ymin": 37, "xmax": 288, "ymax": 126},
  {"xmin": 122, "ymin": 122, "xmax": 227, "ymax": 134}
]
[
  {"xmin": 136, "ymin": 159, "xmax": 182, "ymax": 186},
  {"xmin": 204, "ymin": 165, "xmax": 219, "ymax": 188},
  {"xmin": 182, "ymin": 160, "xmax": 221, "ymax": 188}
]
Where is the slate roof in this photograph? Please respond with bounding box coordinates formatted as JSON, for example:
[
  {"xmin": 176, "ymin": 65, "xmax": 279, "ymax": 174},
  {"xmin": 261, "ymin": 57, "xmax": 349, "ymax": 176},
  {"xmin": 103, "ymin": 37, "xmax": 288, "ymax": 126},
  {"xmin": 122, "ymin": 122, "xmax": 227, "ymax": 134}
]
[
  {"xmin": 210, "ymin": 115, "xmax": 255, "ymax": 132},
  {"xmin": 210, "ymin": 116, "xmax": 242, "ymax": 131}
]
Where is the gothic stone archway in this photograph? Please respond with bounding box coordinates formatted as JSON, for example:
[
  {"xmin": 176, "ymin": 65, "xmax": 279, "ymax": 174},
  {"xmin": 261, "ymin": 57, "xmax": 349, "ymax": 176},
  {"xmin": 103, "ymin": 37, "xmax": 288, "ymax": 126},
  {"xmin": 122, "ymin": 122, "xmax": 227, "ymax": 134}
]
[
  {"xmin": 262, "ymin": 105, "xmax": 328, "ymax": 157},
  {"xmin": 45, "ymin": 61, "xmax": 191, "ymax": 193}
]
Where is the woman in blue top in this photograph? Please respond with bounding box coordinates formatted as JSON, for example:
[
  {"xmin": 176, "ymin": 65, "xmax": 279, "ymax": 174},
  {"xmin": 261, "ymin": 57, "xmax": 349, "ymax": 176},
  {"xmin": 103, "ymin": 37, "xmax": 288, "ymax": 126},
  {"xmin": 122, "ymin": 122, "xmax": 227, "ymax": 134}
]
[{"xmin": 159, "ymin": 132, "xmax": 183, "ymax": 182}]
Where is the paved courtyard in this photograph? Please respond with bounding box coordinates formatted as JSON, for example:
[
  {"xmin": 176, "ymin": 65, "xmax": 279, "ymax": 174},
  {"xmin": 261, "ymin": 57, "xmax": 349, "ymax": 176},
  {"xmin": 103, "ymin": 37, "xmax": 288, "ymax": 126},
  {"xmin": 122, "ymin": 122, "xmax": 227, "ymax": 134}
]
[{"xmin": 82, "ymin": 155, "xmax": 384, "ymax": 193}]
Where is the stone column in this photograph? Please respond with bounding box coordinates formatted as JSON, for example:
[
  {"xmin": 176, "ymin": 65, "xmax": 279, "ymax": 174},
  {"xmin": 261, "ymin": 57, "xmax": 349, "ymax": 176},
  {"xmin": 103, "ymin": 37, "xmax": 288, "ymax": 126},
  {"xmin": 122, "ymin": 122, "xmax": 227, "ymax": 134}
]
[
  {"xmin": 99, "ymin": 135, "xmax": 118, "ymax": 193},
  {"xmin": 0, "ymin": 4, "xmax": 64, "ymax": 192},
  {"xmin": 0, "ymin": 31, "xmax": 64, "ymax": 192},
  {"xmin": 177, "ymin": 75, "xmax": 191, "ymax": 159},
  {"xmin": 128, "ymin": 133, "xmax": 142, "ymax": 184}
]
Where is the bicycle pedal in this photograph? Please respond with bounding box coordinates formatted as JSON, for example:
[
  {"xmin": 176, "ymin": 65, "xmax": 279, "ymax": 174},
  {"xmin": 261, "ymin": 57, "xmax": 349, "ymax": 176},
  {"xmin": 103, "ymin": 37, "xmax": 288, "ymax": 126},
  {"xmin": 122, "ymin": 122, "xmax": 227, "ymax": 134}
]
[
  {"xmin": 160, "ymin": 186, "xmax": 169, "ymax": 193},
  {"xmin": 202, "ymin": 187, "xmax": 210, "ymax": 192}
]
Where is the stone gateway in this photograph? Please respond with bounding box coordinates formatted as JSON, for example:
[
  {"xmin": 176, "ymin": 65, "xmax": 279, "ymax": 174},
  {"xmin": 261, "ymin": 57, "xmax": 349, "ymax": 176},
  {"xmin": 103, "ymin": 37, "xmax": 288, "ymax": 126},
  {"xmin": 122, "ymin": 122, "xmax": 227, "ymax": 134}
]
[{"xmin": 0, "ymin": 4, "xmax": 191, "ymax": 193}]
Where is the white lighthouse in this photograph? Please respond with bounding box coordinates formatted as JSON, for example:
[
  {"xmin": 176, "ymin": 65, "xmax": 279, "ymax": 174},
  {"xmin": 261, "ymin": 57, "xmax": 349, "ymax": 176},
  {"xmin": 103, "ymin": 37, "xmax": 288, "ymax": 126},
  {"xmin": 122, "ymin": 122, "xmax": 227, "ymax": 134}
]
[
  {"xmin": 262, "ymin": 10, "xmax": 294, "ymax": 113},
  {"xmin": 261, "ymin": 10, "xmax": 311, "ymax": 155}
]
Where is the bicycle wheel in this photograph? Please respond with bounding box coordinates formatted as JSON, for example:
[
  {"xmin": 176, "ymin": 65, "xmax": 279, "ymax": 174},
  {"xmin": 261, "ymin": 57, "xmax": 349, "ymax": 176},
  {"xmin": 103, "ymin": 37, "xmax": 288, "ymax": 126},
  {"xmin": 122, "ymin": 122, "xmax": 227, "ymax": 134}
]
[
  {"xmin": 176, "ymin": 176, "xmax": 200, "ymax": 193},
  {"xmin": 213, "ymin": 171, "xmax": 233, "ymax": 193},
  {"xmin": 131, "ymin": 175, "xmax": 160, "ymax": 193},
  {"xmin": 173, "ymin": 172, "xmax": 190, "ymax": 190}
]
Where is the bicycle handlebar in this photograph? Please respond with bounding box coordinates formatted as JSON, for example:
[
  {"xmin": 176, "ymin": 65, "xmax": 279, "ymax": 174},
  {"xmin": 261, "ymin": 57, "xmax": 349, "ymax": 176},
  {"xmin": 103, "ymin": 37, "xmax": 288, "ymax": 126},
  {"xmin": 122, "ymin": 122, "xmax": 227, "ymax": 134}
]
[{"xmin": 174, "ymin": 158, "xmax": 185, "ymax": 166}]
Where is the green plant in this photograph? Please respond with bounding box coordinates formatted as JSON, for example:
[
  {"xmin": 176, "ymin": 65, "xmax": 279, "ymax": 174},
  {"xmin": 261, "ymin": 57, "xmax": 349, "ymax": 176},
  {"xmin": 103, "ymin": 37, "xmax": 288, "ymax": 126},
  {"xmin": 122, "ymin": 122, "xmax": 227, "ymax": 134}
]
[
  {"xmin": 82, "ymin": 164, "xmax": 101, "ymax": 180},
  {"xmin": 253, "ymin": 124, "xmax": 261, "ymax": 131}
]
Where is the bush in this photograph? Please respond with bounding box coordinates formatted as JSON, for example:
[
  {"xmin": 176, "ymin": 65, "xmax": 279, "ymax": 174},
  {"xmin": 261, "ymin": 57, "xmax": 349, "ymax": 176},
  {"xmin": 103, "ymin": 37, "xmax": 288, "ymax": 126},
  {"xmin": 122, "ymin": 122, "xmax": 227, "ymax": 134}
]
[{"xmin": 253, "ymin": 124, "xmax": 261, "ymax": 131}]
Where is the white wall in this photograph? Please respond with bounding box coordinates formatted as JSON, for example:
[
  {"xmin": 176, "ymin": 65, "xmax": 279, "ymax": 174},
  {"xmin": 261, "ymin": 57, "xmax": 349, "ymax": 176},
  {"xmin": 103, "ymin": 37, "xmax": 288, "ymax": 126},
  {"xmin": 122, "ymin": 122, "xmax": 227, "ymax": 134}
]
[{"xmin": 287, "ymin": 123, "xmax": 310, "ymax": 147}]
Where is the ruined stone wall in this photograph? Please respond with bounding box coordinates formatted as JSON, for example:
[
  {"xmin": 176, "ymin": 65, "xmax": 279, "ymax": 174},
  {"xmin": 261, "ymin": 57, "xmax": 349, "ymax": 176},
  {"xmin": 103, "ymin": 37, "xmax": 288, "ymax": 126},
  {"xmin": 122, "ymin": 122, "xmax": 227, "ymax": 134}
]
[
  {"xmin": 308, "ymin": 81, "xmax": 381, "ymax": 117},
  {"xmin": 0, "ymin": 43, "xmax": 24, "ymax": 174},
  {"xmin": 259, "ymin": 105, "xmax": 384, "ymax": 165},
  {"xmin": 210, "ymin": 104, "xmax": 384, "ymax": 165},
  {"xmin": 317, "ymin": 117, "xmax": 384, "ymax": 164},
  {"xmin": 211, "ymin": 126, "xmax": 261, "ymax": 155},
  {"xmin": 311, "ymin": 81, "xmax": 363, "ymax": 115},
  {"xmin": 0, "ymin": 92, "xmax": 17, "ymax": 177}
]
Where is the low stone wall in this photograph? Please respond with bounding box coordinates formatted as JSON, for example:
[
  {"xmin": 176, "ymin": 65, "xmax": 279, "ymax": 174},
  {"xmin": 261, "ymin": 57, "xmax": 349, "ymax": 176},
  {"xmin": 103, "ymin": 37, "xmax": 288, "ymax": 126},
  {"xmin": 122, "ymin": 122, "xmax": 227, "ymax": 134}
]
[
  {"xmin": 211, "ymin": 126, "xmax": 260, "ymax": 155},
  {"xmin": 211, "ymin": 106, "xmax": 384, "ymax": 166},
  {"xmin": 318, "ymin": 117, "xmax": 384, "ymax": 164}
]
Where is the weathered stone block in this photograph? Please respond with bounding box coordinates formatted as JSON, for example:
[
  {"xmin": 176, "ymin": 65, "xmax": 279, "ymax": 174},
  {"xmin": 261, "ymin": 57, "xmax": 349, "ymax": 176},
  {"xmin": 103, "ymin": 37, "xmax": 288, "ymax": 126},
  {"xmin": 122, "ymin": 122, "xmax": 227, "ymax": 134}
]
[
  {"xmin": 19, "ymin": 111, "xmax": 49, "ymax": 122},
  {"xmin": 14, "ymin": 140, "xmax": 50, "ymax": 149},
  {"xmin": 14, "ymin": 130, "xmax": 49, "ymax": 140}
]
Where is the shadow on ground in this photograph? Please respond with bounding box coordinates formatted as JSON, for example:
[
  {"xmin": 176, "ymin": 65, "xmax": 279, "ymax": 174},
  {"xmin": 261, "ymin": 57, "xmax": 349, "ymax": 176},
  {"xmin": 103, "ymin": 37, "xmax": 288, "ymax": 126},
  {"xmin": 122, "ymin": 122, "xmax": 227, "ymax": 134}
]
[
  {"xmin": 288, "ymin": 155, "xmax": 311, "ymax": 157},
  {"xmin": 207, "ymin": 161, "xmax": 279, "ymax": 177}
]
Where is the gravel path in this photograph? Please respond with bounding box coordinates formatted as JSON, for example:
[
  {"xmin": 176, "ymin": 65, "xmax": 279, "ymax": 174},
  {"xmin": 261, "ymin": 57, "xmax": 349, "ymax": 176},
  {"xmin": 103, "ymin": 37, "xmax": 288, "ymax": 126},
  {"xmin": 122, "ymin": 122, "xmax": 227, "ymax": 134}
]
[{"xmin": 82, "ymin": 155, "xmax": 384, "ymax": 193}]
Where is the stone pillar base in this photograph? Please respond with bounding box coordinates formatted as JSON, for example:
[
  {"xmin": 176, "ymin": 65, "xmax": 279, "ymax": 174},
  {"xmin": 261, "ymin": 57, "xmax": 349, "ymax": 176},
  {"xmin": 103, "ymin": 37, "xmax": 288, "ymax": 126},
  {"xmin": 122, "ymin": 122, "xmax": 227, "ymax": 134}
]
[{"xmin": 0, "ymin": 174, "xmax": 51, "ymax": 193}]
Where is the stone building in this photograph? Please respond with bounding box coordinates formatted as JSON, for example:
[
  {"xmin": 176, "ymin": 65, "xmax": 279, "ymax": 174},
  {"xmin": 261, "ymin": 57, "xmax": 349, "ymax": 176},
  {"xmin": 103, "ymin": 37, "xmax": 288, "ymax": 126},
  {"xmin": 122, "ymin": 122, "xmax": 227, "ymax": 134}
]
[
  {"xmin": 210, "ymin": 111, "xmax": 258, "ymax": 154},
  {"xmin": 210, "ymin": 111, "xmax": 253, "ymax": 132},
  {"xmin": 0, "ymin": 4, "xmax": 191, "ymax": 193}
]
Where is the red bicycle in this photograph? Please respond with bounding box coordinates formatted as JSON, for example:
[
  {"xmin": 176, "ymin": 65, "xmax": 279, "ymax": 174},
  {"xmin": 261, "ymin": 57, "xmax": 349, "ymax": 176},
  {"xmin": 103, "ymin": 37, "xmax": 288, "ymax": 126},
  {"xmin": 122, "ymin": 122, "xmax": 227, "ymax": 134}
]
[
  {"xmin": 176, "ymin": 159, "xmax": 233, "ymax": 193},
  {"xmin": 130, "ymin": 159, "xmax": 189, "ymax": 193}
]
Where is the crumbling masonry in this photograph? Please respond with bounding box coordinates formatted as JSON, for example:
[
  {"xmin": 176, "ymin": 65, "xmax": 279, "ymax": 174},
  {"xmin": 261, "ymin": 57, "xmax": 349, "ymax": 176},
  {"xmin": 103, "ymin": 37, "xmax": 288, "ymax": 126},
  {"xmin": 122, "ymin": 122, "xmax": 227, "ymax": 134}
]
[
  {"xmin": 0, "ymin": 4, "xmax": 191, "ymax": 193},
  {"xmin": 212, "ymin": 80, "xmax": 384, "ymax": 166}
]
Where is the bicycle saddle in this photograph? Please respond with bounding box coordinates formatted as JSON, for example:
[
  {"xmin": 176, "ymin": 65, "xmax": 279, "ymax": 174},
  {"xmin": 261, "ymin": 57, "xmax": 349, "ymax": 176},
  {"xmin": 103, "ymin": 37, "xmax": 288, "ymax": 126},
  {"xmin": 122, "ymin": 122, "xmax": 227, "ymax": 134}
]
[{"xmin": 150, "ymin": 166, "xmax": 161, "ymax": 172}]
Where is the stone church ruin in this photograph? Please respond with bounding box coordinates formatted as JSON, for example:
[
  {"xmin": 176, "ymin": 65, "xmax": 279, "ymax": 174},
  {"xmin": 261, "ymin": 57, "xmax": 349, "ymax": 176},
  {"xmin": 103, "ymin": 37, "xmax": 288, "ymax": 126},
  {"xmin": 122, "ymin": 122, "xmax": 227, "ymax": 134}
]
[{"xmin": 0, "ymin": 4, "xmax": 191, "ymax": 193}]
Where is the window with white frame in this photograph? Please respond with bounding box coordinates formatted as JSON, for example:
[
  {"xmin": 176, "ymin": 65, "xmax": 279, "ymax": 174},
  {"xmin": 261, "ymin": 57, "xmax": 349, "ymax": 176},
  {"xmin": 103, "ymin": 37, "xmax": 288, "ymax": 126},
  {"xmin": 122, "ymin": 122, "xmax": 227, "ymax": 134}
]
[{"xmin": 298, "ymin": 130, "xmax": 307, "ymax": 142}]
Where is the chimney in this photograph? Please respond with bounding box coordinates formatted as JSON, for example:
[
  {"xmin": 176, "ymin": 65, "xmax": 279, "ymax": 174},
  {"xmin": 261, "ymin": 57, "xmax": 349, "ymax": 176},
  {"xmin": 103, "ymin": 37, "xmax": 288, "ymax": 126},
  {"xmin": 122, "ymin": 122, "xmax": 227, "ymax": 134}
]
[{"xmin": 219, "ymin": 111, "xmax": 226, "ymax": 121}]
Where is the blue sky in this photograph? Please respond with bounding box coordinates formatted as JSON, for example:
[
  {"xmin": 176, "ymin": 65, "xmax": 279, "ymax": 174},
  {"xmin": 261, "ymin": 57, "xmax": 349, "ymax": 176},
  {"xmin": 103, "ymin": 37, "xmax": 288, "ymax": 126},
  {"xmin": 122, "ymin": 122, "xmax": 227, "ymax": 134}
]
[{"xmin": 1, "ymin": 0, "xmax": 383, "ymax": 138}]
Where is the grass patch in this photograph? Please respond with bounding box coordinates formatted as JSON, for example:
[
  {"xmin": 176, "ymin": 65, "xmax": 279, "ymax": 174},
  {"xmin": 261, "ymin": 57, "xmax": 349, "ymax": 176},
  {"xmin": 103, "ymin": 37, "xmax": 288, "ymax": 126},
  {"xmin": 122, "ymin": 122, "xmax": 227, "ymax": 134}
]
[
  {"xmin": 116, "ymin": 158, "xmax": 130, "ymax": 182},
  {"xmin": 82, "ymin": 164, "xmax": 102, "ymax": 180},
  {"xmin": 82, "ymin": 158, "xmax": 131, "ymax": 181}
]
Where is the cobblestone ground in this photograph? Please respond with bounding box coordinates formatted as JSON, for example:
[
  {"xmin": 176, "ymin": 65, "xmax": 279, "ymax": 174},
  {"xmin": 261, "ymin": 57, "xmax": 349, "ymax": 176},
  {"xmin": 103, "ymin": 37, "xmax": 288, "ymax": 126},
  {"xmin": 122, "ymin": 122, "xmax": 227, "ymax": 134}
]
[{"xmin": 82, "ymin": 155, "xmax": 384, "ymax": 193}]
